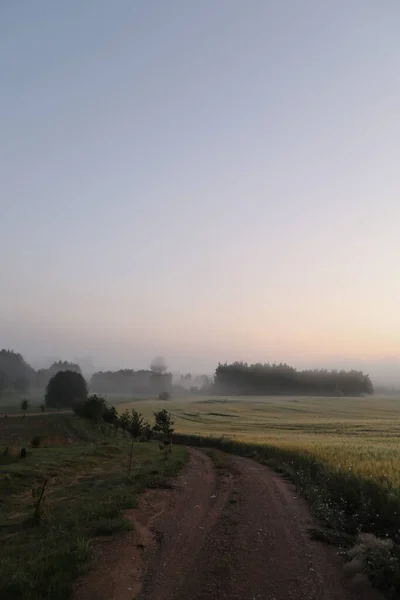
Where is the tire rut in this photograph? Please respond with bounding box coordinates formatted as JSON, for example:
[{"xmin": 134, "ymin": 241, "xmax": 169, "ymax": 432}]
[
  {"xmin": 74, "ymin": 449, "xmax": 384, "ymax": 600},
  {"xmin": 138, "ymin": 448, "xmax": 233, "ymax": 600}
]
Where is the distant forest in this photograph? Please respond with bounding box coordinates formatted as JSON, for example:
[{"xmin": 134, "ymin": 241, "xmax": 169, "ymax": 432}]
[
  {"xmin": 90, "ymin": 370, "xmax": 173, "ymax": 395},
  {"xmin": 0, "ymin": 349, "xmax": 374, "ymax": 399},
  {"xmin": 214, "ymin": 362, "xmax": 373, "ymax": 396}
]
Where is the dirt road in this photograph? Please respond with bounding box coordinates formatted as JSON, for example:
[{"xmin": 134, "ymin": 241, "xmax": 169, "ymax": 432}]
[{"xmin": 74, "ymin": 449, "xmax": 382, "ymax": 600}]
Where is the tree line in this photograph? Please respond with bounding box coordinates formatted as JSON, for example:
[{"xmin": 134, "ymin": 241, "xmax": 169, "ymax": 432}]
[
  {"xmin": 44, "ymin": 369, "xmax": 174, "ymax": 446},
  {"xmin": 0, "ymin": 350, "xmax": 209, "ymax": 398},
  {"xmin": 90, "ymin": 369, "xmax": 172, "ymax": 395},
  {"xmin": 0, "ymin": 351, "xmax": 175, "ymax": 398},
  {"xmin": 0, "ymin": 349, "xmax": 375, "ymax": 399},
  {"xmin": 0, "ymin": 350, "xmax": 35, "ymax": 396},
  {"xmin": 214, "ymin": 362, "xmax": 374, "ymax": 396}
]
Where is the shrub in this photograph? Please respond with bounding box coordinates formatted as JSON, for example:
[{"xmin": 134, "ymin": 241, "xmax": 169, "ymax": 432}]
[
  {"xmin": 31, "ymin": 436, "xmax": 41, "ymax": 448},
  {"xmin": 348, "ymin": 533, "xmax": 400, "ymax": 596},
  {"xmin": 74, "ymin": 394, "xmax": 106, "ymax": 422},
  {"xmin": 158, "ymin": 392, "xmax": 170, "ymax": 401}
]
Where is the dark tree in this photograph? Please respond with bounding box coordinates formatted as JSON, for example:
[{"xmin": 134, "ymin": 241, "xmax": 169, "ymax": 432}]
[
  {"xmin": 113, "ymin": 415, "xmax": 121, "ymax": 434},
  {"xmin": 214, "ymin": 362, "xmax": 373, "ymax": 397},
  {"xmin": 0, "ymin": 372, "xmax": 8, "ymax": 398},
  {"xmin": 153, "ymin": 409, "xmax": 174, "ymax": 437},
  {"xmin": 154, "ymin": 409, "xmax": 174, "ymax": 457},
  {"xmin": 51, "ymin": 360, "xmax": 81, "ymax": 372},
  {"xmin": 74, "ymin": 394, "xmax": 106, "ymax": 422},
  {"xmin": 129, "ymin": 409, "xmax": 144, "ymax": 440},
  {"xmin": 35, "ymin": 361, "xmax": 81, "ymax": 389},
  {"xmin": 45, "ymin": 370, "xmax": 88, "ymax": 409},
  {"xmin": 20, "ymin": 399, "xmax": 29, "ymax": 414},
  {"xmin": 0, "ymin": 350, "xmax": 35, "ymax": 386},
  {"xmin": 103, "ymin": 404, "xmax": 118, "ymax": 431},
  {"xmin": 119, "ymin": 409, "xmax": 131, "ymax": 437}
]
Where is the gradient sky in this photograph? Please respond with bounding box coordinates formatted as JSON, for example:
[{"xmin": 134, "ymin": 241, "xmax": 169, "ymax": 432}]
[{"xmin": 1, "ymin": 1, "xmax": 400, "ymax": 374}]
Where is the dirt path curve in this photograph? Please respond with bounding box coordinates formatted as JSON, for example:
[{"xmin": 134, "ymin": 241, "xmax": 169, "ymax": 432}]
[{"xmin": 74, "ymin": 449, "xmax": 382, "ymax": 600}]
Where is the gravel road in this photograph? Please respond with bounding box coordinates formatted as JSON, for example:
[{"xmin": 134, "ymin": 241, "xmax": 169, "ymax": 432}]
[{"xmin": 74, "ymin": 448, "xmax": 383, "ymax": 600}]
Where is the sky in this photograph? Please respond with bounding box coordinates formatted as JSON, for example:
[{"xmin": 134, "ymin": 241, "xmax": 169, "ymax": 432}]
[{"xmin": 1, "ymin": 1, "xmax": 400, "ymax": 376}]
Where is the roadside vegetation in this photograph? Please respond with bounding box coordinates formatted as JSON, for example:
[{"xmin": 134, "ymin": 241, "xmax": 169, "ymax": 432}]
[
  {"xmin": 119, "ymin": 394, "xmax": 400, "ymax": 598},
  {"xmin": 0, "ymin": 387, "xmax": 186, "ymax": 600}
]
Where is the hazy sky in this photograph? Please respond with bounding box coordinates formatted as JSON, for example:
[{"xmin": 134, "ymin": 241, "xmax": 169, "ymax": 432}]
[{"xmin": 1, "ymin": 1, "xmax": 400, "ymax": 373}]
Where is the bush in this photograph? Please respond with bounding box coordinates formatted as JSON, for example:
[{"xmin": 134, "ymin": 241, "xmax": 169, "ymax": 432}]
[
  {"xmin": 348, "ymin": 533, "xmax": 400, "ymax": 596},
  {"xmin": 31, "ymin": 436, "xmax": 41, "ymax": 448},
  {"xmin": 158, "ymin": 392, "xmax": 170, "ymax": 401},
  {"xmin": 45, "ymin": 371, "xmax": 88, "ymax": 409},
  {"xmin": 102, "ymin": 405, "xmax": 117, "ymax": 428},
  {"xmin": 74, "ymin": 394, "xmax": 106, "ymax": 422}
]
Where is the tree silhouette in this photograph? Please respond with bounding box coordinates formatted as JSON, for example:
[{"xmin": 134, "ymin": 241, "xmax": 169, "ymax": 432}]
[
  {"xmin": 0, "ymin": 372, "xmax": 8, "ymax": 398},
  {"xmin": 153, "ymin": 409, "xmax": 174, "ymax": 437},
  {"xmin": 214, "ymin": 362, "xmax": 373, "ymax": 396},
  {"xmin": 74, "ymin": 394, "xmax": 106, "ymax": 422},
  {"xmin": 103, "ymin": 404, "xmax": 118, "ymax": 432},
  {"xmin": 90, "ymin": 368, "xmax": 172, "ymax": 394},
  {"xmin": 0, "ymin": 350, "xmax": 34, "ymax": 389},
  {"xmin": 129, "ymin": 409, "xmax": 144, "ymax": 440},
  {"xmin": 45, "ymin": 371, "xmax": 88, "ymax": 409},
  {"xmin": 119, "ymin": 409, "xmax": 131, "ymax": 437}
]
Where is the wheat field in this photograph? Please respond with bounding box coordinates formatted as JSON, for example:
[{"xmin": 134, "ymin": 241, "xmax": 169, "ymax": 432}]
[{"xmin": 118, "ymin": 394, "xmax": 400, "ymax": 490}]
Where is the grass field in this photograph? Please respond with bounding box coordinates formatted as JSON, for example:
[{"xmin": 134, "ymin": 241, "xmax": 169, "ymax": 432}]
[
  {"xmin": 118, "ymin": 394, "xmax": 400, "ymax": 489},
  {"xmin": 0, "ymin": 413, "xmax": 188, "ymax": 600}
]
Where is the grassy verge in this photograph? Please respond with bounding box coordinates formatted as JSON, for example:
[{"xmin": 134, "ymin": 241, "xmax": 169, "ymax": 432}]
[
  {"xmin": 0, "ymin": 416, "xmax": 188, "ymax": 600},
  {"xmin": 172, "ymin": 432, "xmax": 400, "ymax": 599}
]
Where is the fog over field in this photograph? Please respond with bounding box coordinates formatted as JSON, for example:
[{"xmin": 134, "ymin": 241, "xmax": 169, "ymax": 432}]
[{"xmin": 21, "ymin": 351, "xmax": 400, "ymax": 389}]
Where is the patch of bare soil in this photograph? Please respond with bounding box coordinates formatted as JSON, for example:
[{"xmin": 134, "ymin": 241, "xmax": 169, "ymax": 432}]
[{"xmin": 73, "ymin": 449, "xmax": 383, "ymax": 600}]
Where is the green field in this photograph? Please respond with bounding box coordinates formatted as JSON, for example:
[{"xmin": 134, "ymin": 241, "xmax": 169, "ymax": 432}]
[{"xmin": 0, "ymin": 414, "xmax": 188, "ymax": 600}]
